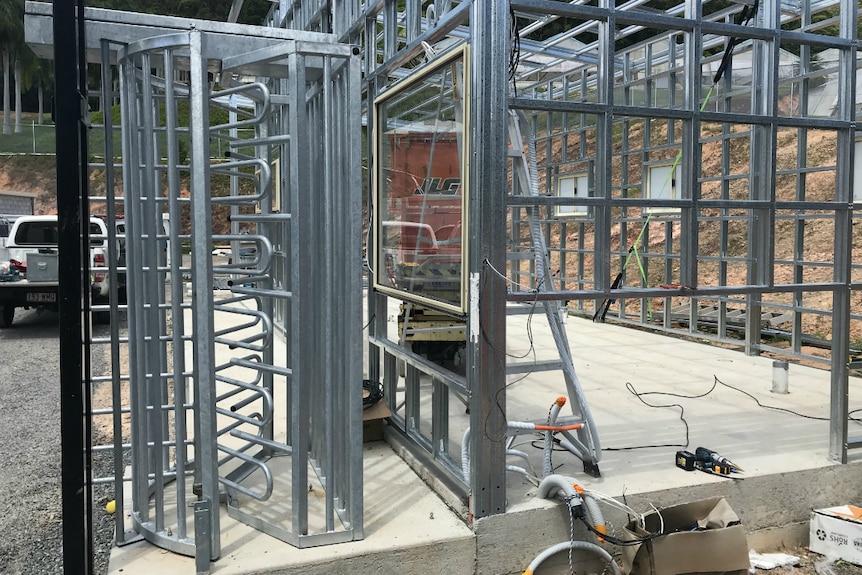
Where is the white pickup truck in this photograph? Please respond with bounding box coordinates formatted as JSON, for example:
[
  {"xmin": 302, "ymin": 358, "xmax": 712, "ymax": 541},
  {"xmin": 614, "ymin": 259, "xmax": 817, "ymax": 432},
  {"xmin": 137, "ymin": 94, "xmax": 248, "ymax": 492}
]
[{"xmin": 0, "ymin": 215, "xmax": 112, "ymax": 327}]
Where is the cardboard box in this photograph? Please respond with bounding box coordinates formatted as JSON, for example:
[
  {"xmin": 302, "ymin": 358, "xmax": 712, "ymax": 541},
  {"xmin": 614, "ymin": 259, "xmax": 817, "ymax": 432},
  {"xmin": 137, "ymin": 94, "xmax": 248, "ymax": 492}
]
[
  {"xmin": 810, "ymin": 506, "xmax": 862, "ymax": 566},
  {"xmin": 621, "ymin": 497, "xmax": 750, "ymax": 575},
  {"xmin": 362, "ymin": 400, "xmax": 391, "ymax": 442}
]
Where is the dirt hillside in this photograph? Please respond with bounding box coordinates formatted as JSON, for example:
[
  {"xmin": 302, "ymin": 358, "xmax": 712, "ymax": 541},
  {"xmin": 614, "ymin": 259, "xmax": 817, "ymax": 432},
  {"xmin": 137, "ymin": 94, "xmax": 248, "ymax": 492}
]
[{"xmin": 1, "ymin": 125, "xmax": 858, "ymax": 346}]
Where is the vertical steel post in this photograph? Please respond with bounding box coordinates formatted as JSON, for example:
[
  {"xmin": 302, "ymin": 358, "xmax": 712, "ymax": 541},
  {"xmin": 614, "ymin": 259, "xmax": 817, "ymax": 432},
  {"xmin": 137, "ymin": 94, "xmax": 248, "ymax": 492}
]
[
  {"xmin": 119, "ymin": 47, "xmax": 149, "ymax": 527},
  {"xmin": 829, "ymin": 0, "xmax": 857, "ymax": 462},
  {"xmin": 287, "ymin": 45, "xmax": 311, "ymax": 536},
  {"xmin": 54, "ymin": 0, "xmax": 91, "ymax": 571},
  {"xmin": 594, "ymin": 0, "xmax": 613, "ymax": 299},
  {"xmin": 347, "ymin": 48, "xmax": 365, "ymax": 538},
  {"xmin": 745, "ymin": 0, "xmax": 778, "ymax": 354},
  {"xmin": 100, "ymin": 36, "xmax": 128, "ymax": 545},
  {"xmin": 139, "ymin": 49, "xmax": 167, "ymax": 534},
  {"xmin": 680, "ymin": 0, "xmax": 702, "ymax": 290},
  {"xmin": 163, "ymin": 46, "xmax": 189, "ymax": 538},
  {"xmin": 188, "ymin": 28, "xmax": 221, "ymax": 560},
  {"xmin": 321, "ymin": 54, "xmax": 336, "ymax": 532},
  {"xmin": 468, "ymin": 0, "xmax": 508, "ymax": 519}
]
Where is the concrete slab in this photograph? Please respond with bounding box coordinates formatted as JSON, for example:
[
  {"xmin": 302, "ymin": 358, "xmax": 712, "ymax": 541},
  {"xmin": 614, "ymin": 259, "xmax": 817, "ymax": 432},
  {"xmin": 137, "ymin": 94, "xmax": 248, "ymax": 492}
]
[
  {"xmin": 108, "ymin": 442, "xmax": 474, "ymax": 575},
  {"xmin": 108, "ymin": 294, "xmax": 862, "ymax": 575}
]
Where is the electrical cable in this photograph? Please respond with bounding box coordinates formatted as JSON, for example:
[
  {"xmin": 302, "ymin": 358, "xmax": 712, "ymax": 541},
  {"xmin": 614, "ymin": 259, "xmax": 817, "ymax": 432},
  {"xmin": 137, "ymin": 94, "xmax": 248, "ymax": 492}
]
[
  {"xmin": 362, "ymin": 379, "xmax": 384, "ymax": 409},
  {"xmin": 361, "ymin": 313, "xmax": 376, "ymax": 331},
  {"xmin": 581, "ymin": 488, "xmax": 644, "ymax": 525},
  {"xmin": 602, "ymin": 372, "xmax": 858, "ymax": 451},
  {"xmin": 577, "ymin": 514, "xmax": 663, "ymax": 547},
  {"xmin": 713, "ymin": 375, "xmax": 829, "ymax": 421},
  {"xmin": 363, "ymin": 163, "xmax": 375, "ymax": 276},
  {"xmin": 509, "ymin": 7, "xmax": 521, "ymax": 92},
  {"xmin": 479, "ymin": 261, "xmax": 543, "ymax": 441},
  {"xmin": 712, "ymin": 0, "xmax": 760, "ymax": 85},
  {"xmin": 568, "ymin": 496, "xmax": 577, "ymax": 575},
  {"xmin": 595, "ymin": 0, "xmax": 759, "ymax": 322},
  {"xmin": 485, "ymin": 257, "xmax": 536, "ymax": 293},
  {"xmin": 481, "ymin": 259, "xmax": 540, "ymax": 363},
  {"xmin": 602, "ymin": 380, "xmax": 712, "ymax": 451}
]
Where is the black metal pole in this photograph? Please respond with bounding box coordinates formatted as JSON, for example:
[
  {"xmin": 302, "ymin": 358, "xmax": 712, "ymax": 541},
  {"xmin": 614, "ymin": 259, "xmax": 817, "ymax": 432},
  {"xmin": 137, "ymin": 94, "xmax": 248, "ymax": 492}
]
[
  {"xmin": 53, "ymin": 0, "xmax": 92, "ymax": 572},
  {"xmin": 76, "ymin": 0, "xmax": 95, "ymax": 566}
]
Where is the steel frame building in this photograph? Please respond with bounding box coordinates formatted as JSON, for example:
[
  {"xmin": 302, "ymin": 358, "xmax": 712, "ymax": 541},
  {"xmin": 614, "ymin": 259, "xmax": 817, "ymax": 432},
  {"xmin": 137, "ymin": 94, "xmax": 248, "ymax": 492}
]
[
  {"xmin": 26, "ymin": 0, "xmax": 860, "ymax": 570},
  {"xmin": 289, "ymin": 0, "xmax": 859, "ymax": 520}
]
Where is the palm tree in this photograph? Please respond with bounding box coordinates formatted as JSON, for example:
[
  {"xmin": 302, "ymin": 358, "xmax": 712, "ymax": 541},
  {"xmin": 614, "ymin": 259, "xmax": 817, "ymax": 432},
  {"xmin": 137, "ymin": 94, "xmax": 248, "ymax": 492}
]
[
  {"xmin": 1, "ymin": 49, "xmax": 9, "ymax": 135},
  {"xmin": 16, "ymin": 42, "xmax": 44, "ymax": 130},
  {"xmin": 0, "ymin": 0, "xmax": 25, "ymax": 135},
  {"xmin": 28, "ymin": 55, "xmax": 52, "ymax": 125},
  {"xmin": 13, "ymin": 55, "xmax": 21, "ymax": 132}
]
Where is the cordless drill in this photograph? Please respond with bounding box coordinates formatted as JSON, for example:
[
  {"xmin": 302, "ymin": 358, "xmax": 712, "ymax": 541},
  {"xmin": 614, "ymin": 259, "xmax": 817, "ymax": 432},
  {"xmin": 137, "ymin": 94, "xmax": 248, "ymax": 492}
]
[{"xmin": 695, "ymin": 447, "xmax": 743, "ymax": 474}]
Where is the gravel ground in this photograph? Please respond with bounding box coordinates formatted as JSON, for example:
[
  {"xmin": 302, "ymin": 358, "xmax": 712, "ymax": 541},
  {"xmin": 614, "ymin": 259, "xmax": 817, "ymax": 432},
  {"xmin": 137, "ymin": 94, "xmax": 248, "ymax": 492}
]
[{"xmin": 0, "ymin": 307, "xmax": 116, "ymax": 575}]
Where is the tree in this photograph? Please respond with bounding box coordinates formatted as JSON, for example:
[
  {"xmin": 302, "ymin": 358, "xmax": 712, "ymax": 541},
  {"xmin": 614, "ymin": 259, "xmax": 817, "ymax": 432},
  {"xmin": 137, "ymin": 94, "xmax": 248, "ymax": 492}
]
[
  {"xmin": 17, "ymin": 45, "xmax": 47, "ymax": 124},
  {"xmin": 0, "ymin": 0, "xmax": 273, "ymax": 135},
  {"xmin": 0, "ymin": 0, "xmax": 24, "ymax": 135},
  {"xmin": 2, "ymin": 49, "xmax": 9, "ymax": 135},
  {"xmin": 13, "ymin": 54, "xmax": 20, "ymax": 132}
]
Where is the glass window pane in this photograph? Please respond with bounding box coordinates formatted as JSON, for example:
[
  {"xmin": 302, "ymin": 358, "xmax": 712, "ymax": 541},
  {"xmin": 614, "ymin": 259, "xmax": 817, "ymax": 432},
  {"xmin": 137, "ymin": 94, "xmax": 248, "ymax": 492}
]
[{"xmin": 375, "ymin": 51, "xmax": 467, "ymax": 313}]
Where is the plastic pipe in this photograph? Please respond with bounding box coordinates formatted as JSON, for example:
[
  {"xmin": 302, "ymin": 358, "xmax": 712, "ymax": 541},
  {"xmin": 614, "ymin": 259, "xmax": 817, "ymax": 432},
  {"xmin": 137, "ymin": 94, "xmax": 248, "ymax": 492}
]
[
  {"xmin": 461, "ymin": 427, "xmax": 471, "ymax": 482},
  {"xmin": 544, "ymin": 397, "xmax": 566, "ymax": 477},
  {"xmin": 772, "ymin": 360, "xmax": 789, "ymax": 394},
  {"xmin": 522, "ymin": 541, "xmax": 621, "ymax": 575}
]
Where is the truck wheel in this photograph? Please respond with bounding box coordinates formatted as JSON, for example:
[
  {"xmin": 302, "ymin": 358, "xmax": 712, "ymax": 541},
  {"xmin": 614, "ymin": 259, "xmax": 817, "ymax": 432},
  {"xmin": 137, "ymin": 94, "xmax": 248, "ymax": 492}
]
[{"xmin": 1, "ymin": 306, "xmax": 13, "ymax": 328}]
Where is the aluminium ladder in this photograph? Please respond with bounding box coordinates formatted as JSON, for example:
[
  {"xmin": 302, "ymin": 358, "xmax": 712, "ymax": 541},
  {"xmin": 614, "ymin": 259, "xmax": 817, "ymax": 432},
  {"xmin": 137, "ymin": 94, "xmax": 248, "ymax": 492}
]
[{"xmin": 505, "ymin": 110, "xmax": 602, "ymax": 477}]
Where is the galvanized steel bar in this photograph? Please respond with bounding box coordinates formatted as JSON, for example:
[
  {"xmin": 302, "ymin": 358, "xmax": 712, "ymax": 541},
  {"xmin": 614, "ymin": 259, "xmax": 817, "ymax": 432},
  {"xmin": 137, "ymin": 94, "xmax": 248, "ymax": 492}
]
[
  {"xmin": 99, "ymin": 37, "xmax": 129, "ymax": 546},
  {"xmin": 119, "ymin": 47, "xmax": 148, "ymax": 530},
  {"xmin": 140, "ymin": 48, "xmax": 168, "ymax": 535},
  {"xmin": 468, "ymin": 0, "xmax": 508, "ymax": 518},
  {"xmin": 829, "ymin": 0, "xmax": 857, "ymax": 462},
  {"xmin": 188, "ymin": 28, "xmax": 221, "ymax": 561},
  {"xmin": 287, "ymin": 47, "xmax": 311, "ymax": 537}
]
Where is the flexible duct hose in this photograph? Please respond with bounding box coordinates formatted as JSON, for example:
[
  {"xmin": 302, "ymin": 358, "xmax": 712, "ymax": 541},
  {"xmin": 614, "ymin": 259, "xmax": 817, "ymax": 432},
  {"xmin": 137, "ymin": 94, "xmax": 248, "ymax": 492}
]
[
  {"xmin": 537, "ymin": 475, "xmax": 607, "ymax": 541},
  {"xmin": 522, "ymin": 541, "xmax": 621, "ymax": 575},
  {"xmin": 537, "ymin": 474, "xmax": 577, "ymax": 501},
  {"xmin": 582, "ymin": 492, "xmax": 607, "ymax": 540}
]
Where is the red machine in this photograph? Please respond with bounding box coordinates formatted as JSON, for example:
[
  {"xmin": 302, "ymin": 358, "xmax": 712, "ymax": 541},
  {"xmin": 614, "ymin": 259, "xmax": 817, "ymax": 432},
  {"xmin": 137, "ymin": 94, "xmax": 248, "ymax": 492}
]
[{"xmin": 380, "ymin": 131, "xmax": 466, "ymax": 366}]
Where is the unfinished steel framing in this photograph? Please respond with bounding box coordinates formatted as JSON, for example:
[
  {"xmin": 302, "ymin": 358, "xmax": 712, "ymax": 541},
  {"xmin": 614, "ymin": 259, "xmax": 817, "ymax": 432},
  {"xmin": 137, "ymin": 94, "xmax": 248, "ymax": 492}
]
[
  {"xmin": 25, "ymin": 0, "xmax": 861, "ymax": 569},
  {"xmin": 306, "ymin": 0, "xmax": 858, "ymax": 520}
]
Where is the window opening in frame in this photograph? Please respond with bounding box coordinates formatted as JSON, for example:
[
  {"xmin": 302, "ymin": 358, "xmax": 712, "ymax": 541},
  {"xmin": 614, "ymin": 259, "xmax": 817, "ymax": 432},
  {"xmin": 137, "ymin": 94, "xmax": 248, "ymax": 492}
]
[
  {"xmin": 556, "ymin": 173, "xmax": 590, "ymax": 218},
  {"xmin": 645, "ymin": 161, "xmax": 681, "ymax": 214},
  {"xmin": 372, "ymin": 47, "xmax": 469, "ymax": 316}
]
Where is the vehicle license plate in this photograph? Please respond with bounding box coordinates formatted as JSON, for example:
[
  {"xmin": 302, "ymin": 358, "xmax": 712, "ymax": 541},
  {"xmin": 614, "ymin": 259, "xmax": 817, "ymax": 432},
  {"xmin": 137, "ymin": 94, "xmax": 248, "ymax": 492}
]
[{"xmin": 26, "ymin": 292, "xmax": 56, "ymax": 303}]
